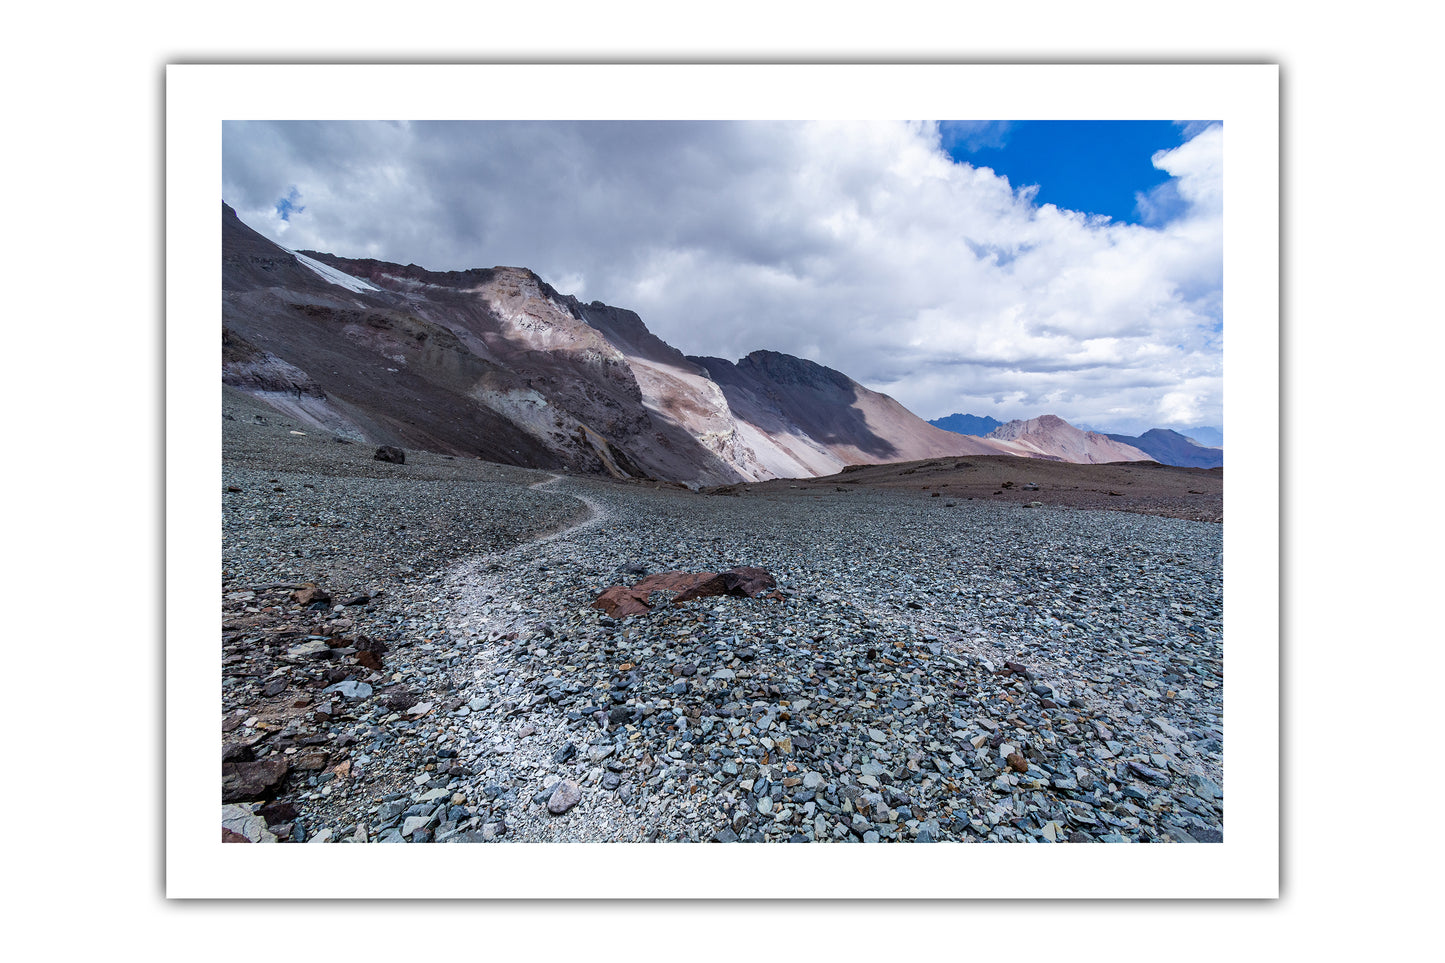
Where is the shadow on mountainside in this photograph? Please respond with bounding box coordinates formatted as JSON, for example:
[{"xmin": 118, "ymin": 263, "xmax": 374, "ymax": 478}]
[{"xmin": 692, "ymin": 351, "xmax": 901, "ymax": 462}]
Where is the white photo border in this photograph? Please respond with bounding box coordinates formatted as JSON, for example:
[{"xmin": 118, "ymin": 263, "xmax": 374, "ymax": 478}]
[{"xmin": 168, "ymin": 63, "xmax": 1278, "ymax": 898}]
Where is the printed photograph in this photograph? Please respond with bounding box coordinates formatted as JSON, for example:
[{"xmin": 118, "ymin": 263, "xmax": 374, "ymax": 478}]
[{"xmin": 217, "ymin": 116, "xmax": 1226, "ymax": 847}]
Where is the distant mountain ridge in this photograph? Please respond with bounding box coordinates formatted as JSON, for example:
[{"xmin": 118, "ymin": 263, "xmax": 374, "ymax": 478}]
[
  {"xmin": 986, "ymin": 415, "xmax": 1153, "ymax": 464},
  {"xmin": 1181, "ymin": 426, "xmax": 1223, "ymax": 448},
  {"xmin": 1103, "ymin": 428, "xmax": 1224, "ymax": 469},
  {"xmin": 928, "ymin": 413, "xmax": 1003, "ymax": 436},
  {"xmin": 944, "ymin": 413, "xmax": 1224, "ymax": 469}
]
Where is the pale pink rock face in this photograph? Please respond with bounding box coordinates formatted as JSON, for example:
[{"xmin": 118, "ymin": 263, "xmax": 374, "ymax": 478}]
[{"xmin": 986, "ymin": 414, "xmax": 1152, "ymax": 464}]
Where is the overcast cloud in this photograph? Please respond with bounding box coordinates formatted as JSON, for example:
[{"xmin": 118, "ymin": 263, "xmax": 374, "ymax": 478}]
[{"xmin": 223, "ymin": 120, "xmax": 1223, "ymax": 435}]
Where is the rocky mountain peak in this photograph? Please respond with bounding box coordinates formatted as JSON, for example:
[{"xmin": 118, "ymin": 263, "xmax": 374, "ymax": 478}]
[
  {"xmin": 221, "ymin": 203, "xmax": 1189, "ymax": 479},
  {"xmin": 988, "ymin": 414, "xmax": 1152, "ymax": 464}
]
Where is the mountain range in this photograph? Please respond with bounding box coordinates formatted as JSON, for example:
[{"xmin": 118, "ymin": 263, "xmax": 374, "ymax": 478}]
[
  {"xmin": 931, "ymin": 413, "xmax": 1224, "ymax": 469},
  {"xmin": 222, "ymin": 202, "xmax": 1211, "ymax": 482},
  {"xmin": 1102, "ymin": 429, "xmax": 1224, "ymax": 469}
]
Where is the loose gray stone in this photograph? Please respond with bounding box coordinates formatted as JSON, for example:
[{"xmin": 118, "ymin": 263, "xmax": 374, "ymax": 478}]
[
  {"xmin": 547, "ymin": 780, "xmax": 583, "ymax": 815},
  {"xmin": 401, "ymin": 815, "xmax": 432, "ymax": 836},
  {"xmin": 221, "ymin": 804, "xmax": 276, "ymax": 843},
  {"xmin": 323, "ymin": 680, "xmax": 373, "ymax": 699},
  {"xmin": 286, "ymin": 641, "xmax": 332, "ymax": 660}
]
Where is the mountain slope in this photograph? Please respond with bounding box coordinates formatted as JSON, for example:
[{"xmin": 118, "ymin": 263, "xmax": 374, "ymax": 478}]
[
  {"xmin": 222, "ymin": 202, "xmax": 1044, "ymax": 483},
  {"xmin": 223, "ymin": 202, "xmax": 741, "ymax": 482},
  {"xmin": 692, "ymin": 352, "xmax": 1022, "ymax": 478},
  {"xmin": 1104, "ymin": 428, "xmax": 1224, "ymax": 469},
  {"xmin": 987, "ymin": 415, "xmax": 1154, "ymax": 464},
  {"xmin": 228, "ymin": 203, "xmax": 1198, "ymax": 482},
  {"xmin": 1182, "ymin": 426, "xmax": 1223, "ymax": 448}
]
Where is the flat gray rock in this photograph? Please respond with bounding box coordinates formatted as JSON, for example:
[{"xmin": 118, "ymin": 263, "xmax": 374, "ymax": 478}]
[
  {"xmin": 323, "ymin": 680, "xmax": 373, "ymax": 699},
  {"xmin": 286, "ymin": 641, "xmax": 332, "ymax": 660}
]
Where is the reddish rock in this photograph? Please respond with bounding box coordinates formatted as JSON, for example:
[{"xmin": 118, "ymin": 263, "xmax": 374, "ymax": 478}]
[
  {"xmin": 257, "ymin": 801, "xmax": 297, "ymax": 825},
  {"xmin": 221, "ymin": 738, "xmax": 259, "ymax": 763},
  {"xmin": 718, "ymin": 566, "xmax": 778, "ymax": 598},
  {"xmin": 294, "ymin": 751, "xmax": 330, "ymax": 771},
  {"xmin": 660, "ymin": 571, "xmax": 731, "ymax": 603},
  {"xmin": 221, "ymin": 757, "xmax": 289, "ymax": 802},
  {"xmin": 353, "ymin": 636, "xmax": 386, "ymax": 672},
  {"xmin": 591, "ymin": 567, "xmax": 778, "ymax": 616},
  {"xmin": 591, "ymin": 585, "xmax": 652, "ymax": 618},
  {"xmin": 222, "ymin": 828, "xmax": 252, "ymax": 843}
]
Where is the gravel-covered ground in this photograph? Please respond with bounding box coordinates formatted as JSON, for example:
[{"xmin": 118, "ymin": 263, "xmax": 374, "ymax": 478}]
[{"xmin": 220, "ymin": 391, "xmax": 1224, "ymax": 846}]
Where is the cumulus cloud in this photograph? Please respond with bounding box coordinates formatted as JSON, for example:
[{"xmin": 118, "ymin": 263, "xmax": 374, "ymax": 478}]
[{"xmin": 222, "ymin": 119, "xmax": 1223, "ymax": 435}]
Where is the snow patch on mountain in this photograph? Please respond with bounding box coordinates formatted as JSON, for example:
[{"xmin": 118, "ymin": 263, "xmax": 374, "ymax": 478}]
[{"xmin": 291, "ymin": 251, "xmax": 379, "ymax": 293}]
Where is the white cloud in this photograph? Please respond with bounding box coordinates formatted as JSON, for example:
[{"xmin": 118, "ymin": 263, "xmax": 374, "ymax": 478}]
[{"xmin": 222, "ymin": 120, "xmax": 1223, "ymax": 435}]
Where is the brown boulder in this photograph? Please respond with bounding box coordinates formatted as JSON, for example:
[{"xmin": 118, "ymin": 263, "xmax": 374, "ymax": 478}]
[
  {"xmin": 381, "ymin": 688, "xmax": 418, "ymax": 712},
  {"xmin": 353, "ymin": 635, "xmax": 387, "ymax": 671},
  {"xmin": 221, "ymin": 737, "xmax": 260, "ymax": 763},
  {"xmin": 257, "ymin": 801, "xmax": 298, "ymax": 825},
  {"xmin": 591, "ymin": 566, "xmax": 778, "ymax": 616},
  {"xmin": 294, "ymin": 751, "xmax": 330, "ymax": 771},
  {"xmin": 718, "ymin": 566, "xmax": 778, "ymax": 598},
  {"xmin": 221, "ymin": 757, "xmax": 289, "ymax": 802},
  {"xmin": 591, "ymin": 584, "xmax": 652, "ymax": 618}
]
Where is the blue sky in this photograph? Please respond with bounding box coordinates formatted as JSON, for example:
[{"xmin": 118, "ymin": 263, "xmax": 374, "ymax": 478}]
[
  {"xmin": 941, "ymin": 120, "xmax": 1210, "ymax": 226},
  {"xmin": 274, "ymin": 186, "xmax": 305, "ymax": 222},
  {"xmin": 224, "ymin": 120, "xmax": 1223, "ymax": 435}
]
